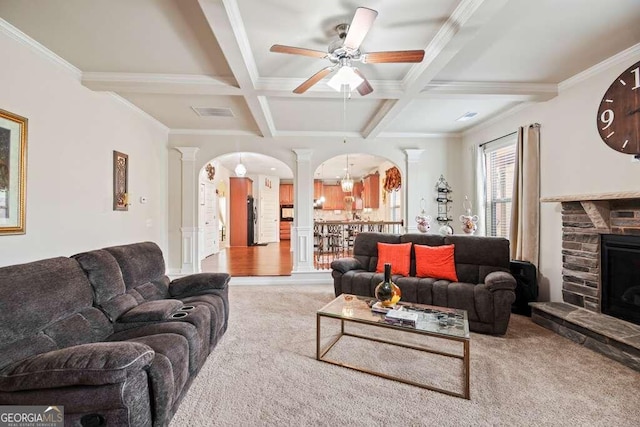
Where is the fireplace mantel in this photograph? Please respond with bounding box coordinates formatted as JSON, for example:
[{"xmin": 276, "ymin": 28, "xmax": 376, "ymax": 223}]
[
  {"xmin": 540, "ymin": 190, "xmax": 640, "ymax": 202},
  {"xmin": 541, "ymin": 191, "xmax": 640, "ymax": 233}
]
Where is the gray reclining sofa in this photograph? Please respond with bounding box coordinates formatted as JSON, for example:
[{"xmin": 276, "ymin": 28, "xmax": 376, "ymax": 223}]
[
  {"xmin": 331, "ymin": 233, "xmax": 516, "ymax": 335},
  {"xmin": 0, "ymin": 242, "xmax": 229, "ymax": 426}
]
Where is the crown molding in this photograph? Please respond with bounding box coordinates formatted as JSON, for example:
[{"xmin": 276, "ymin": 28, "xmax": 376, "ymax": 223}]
[
  {"xmin": 0, "ymin": 18, "xmax": 81, "ymax": 80},
  {"xmin": 422, "ymin": 81, "xmax": 557, "ymax": 101},
  {"xmin": 108, "ymin": 93, "xmax": 169, "ymax": 132},
  {"xmin": 169, "ymin": 128, "xmax": 260, "ymax": 136},
  {"xmin": 273, "ymin": 130, "xmax": 363, "ymax": 138},
  {"xmin": 378, "ymin": 131, "xmax": 461, "ymax": 139},
  {"xmin": 82, "ymin": 72, "xmax": 236, "ymax": 85},
  {"xmin": 82, "ymin": 72, "xmax": 240, "ymax": 95},
  {"xmin": 558, "ymin": 42, "xmax": 640, "ymax": 92}
]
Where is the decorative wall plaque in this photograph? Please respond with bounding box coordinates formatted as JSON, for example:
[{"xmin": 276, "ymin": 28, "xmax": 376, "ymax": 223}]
[{"xmin": 113, "ymin": 151, "xmax": 129, "ymax": 211}]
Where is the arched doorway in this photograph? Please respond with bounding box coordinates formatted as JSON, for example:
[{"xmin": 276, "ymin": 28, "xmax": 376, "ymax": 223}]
[
  {"xmin": 312, "ymin": 153, "xmax": 403, "ymax": 269},
  {"xmin": 197, "ymin": 152, "xmax": 295, "ymax": 276}
]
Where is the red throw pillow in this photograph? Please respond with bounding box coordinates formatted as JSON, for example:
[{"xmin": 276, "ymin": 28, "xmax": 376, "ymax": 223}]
[
  {"xmin": 376, "ymin": 242, "xmax": 411, "ymax": 276},
  {"xmin": 414, "ymin": 244, "xmax": 458, "ymax": 281}
]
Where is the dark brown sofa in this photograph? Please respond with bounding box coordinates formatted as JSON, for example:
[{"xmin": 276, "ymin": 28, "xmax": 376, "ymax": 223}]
[
  {"xmin": 0, "ymin": 242, "xmax": 229, "ymax": 426},
  {"xmin": 331, "ymin": 233, "xmax": 516, "ymax": 335}
]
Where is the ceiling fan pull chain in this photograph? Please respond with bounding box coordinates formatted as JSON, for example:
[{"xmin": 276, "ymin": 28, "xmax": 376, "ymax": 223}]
[{"xmin": 343, "ymin": 85, "xmax": 347, "ymax": 143}]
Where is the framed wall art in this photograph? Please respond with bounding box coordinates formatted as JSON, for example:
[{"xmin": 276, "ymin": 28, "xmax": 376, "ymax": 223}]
[
  {"xmin": 113, "ymin": 150, "xmax": 129, "ymax": 211},
  {"xmin": 0, "ymin": 108, "xmax": 28, "ymax": 235}
]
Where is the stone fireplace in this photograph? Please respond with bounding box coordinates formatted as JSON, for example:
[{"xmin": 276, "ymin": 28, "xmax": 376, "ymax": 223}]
[
  {"xmin": 560, "ymin": 197, "xmax": 640, "ymax": 315},
  {"xmin": 531, "ymin": 191, "xmax": 640, "ymax": 372}
]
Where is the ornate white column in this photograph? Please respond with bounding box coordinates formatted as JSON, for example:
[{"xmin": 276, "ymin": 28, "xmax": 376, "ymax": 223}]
[
  {"xmin": 175, "ymin": 147, "xmax": 201, "ymax": 274},
  {"xmin": 292, "ymin": 148, "xmax": 315, "ymax": 272},
  {"xmin": 404, "ymin": 149, "xmax": 425, "ymax": 234}
]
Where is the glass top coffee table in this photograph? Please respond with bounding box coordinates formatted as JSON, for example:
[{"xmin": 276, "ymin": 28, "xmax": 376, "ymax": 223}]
[{"xmin": 316, "ymin": 294, "xmax": 470, "ymax": 399}]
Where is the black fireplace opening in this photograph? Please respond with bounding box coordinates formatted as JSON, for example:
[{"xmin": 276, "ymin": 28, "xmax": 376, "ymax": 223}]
[{"xmin": 601, "ymin": 234, "xmax": 640, "ymax": 326}]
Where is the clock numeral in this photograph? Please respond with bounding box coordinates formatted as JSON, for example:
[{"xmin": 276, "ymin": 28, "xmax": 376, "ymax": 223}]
[
  {"xmin": 600, "ymin": 109, "xmax": 614, "ymax": 130},
  {"xmin": 632, "ymin": 67, "xmax": 640, "ymax": 90},
  {"xmin": 622, "ymin": 140, "xmax": 629, "ymax": 149}
]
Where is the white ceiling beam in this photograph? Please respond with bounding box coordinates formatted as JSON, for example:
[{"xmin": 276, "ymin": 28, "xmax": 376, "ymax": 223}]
[
  {"xmin": 419, "ymin": 81, "xmax": 557, "ymax": 101},
  {"xmin": 363, "ymin": 0, "xmax": 510, "ymax": 139},
  {"xmin": 197, "ymin": 0, "xmax": 275, "ymax": 137},
  {"xmin": 82, "ymin": 72, "xmax": 241, "ymax": 95},
  {"xmin": 255, "ymin": 77, "xmax": 405, "ymax": 99}
]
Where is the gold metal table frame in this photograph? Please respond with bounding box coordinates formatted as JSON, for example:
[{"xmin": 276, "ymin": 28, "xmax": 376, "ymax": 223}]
[{"xmin": 316, "ymin": 295, "xmax": 470, "ymax": 400}]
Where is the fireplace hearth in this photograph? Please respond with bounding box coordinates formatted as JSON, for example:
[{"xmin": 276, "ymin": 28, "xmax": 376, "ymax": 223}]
[{"xmin": 532, "ymin": 191, "xmax": 640, "ymax": 372}]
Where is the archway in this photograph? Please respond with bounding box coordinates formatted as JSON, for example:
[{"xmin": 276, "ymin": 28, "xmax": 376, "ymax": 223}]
[
  {"xmin": 312, "ymin": 153, "xmax": 403, "ymax": 269},
  {"xmin": 197, "ymin": 152, "xmax": 295, "ymax": 276}
]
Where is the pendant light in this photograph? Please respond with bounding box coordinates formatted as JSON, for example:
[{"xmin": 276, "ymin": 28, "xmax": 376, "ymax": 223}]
[
  {"xmin": 341, "ymin": 154, "xmax": 354, "ymax": 193},
  {"xmin": 235, "ymin": 153, "xmax": 247, "ymax": 177}
]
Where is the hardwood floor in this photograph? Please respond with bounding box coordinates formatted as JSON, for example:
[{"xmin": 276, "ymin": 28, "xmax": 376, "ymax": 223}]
[
  {"xmin": 200, "ymin": 240, "xmax": 354, "ymax": 276},
  {"xmin": 201, "ymin": 241, "xmax": 293, "ymax": 276}
]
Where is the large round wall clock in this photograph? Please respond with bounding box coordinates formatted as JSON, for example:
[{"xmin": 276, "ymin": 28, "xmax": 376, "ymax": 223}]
[{"xmin": 596, "ymin": 59, "xmax": 640, "ymax": 155}]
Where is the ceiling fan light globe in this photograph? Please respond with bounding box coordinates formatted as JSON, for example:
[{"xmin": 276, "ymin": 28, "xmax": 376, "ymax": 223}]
[{"xmin": 327, "ymin": 66, "xmax": 364, "ymax": 92}]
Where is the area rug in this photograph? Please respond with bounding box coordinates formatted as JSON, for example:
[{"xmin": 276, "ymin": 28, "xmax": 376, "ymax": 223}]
[{"xmin": 170, "ymin": 285, "xmax": 640, "ymax": 426}]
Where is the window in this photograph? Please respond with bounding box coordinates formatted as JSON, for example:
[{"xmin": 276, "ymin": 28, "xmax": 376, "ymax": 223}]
[{"xmin": 482, "ymin": 134, "xmax": 516, "ymax": 238}]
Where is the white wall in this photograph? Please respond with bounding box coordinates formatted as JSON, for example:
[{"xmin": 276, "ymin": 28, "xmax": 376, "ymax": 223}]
[
  {"xmin": 460, "ymin": 47, "xmax": 640, "ymax": 302},
  {"xmin": 166, "ymin": 134, "xmax": 464, "ymax": 271},
  {"xmin": 0, "ymin": 29, "xmax": 169, "ymax": 266}
]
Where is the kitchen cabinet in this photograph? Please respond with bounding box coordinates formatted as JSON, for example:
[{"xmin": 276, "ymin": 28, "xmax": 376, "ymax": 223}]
[
  {"xmin": 279, "ymin": 221, "xmax": 291, "ymax": 240},
  {"xmin": 352, "ymin": 181, "xmax": 363, "ymax": 199},
  {"xmin": 314, "ymin": 180, "xmax": 323, "ymax": 200},
  {"xmin": 322, "ymin": 185, "xmax": 345, "ymax": 210},
  {"xmin": 349, "ymin": 182, "xmax": 363, "ymax": 210},
  {"xmin": 279, "ymin": 183, "xmax": 293, "ymax": 205},
  {"xmin": 363, "ymin": 172, "xmax": 380, "ymax": 209}
]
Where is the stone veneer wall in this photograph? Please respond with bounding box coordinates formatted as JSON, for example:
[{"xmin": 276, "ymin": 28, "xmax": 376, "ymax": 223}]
[
  {"xmin": 561, "ymin": 199, "xmax": 640, "ymax": 312},
  {"xmin": 561, "ymin": 202, "xmax": 600, "ymax": 311}
]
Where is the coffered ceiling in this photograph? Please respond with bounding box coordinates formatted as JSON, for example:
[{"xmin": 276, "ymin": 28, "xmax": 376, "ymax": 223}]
[{"xmin": 1, "ymin": 0, "xmax": 640, "ymax": 141}]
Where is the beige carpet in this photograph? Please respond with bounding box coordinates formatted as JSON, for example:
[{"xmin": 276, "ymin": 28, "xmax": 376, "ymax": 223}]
[{"xmin": 170, "ymin": 285, "xmax": 640, "ymax": 426}]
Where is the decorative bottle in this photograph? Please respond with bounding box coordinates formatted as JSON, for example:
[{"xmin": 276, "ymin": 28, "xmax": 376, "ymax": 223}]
[{"xmin": 375, "ymin": 263, "xmax": 402, "ymax": 307}]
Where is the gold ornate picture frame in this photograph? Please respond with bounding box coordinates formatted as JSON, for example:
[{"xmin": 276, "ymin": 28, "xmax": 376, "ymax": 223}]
[
  {"xmin": 0, "ymin": 108, "xmax": 28, "ymax": 235},
  {"xmin": 113, "ymin": 150, "xmax": 129, "ymax": 211}
]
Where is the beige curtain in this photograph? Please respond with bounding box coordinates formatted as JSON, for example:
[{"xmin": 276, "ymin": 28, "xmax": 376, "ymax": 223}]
[{"xmin": 509, "ymin": 124, "xmax": 540, "ymax": 267}]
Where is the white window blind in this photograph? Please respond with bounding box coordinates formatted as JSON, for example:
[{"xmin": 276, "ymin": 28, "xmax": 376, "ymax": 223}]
[{"xmin": 482, "ymin": 134, "xmax": 516, "ymax": 238}]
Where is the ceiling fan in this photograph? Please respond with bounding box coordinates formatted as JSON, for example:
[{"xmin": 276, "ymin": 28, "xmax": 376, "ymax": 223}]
[{"xmin": 270, "ymin": 7, "xmax": 425, "ymax": 96}]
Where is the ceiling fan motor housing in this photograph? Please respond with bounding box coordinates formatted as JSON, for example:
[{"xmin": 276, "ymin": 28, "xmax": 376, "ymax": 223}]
[{"xmin": 328, "ymin": 23, "xmax": 362, "ymax": 61}]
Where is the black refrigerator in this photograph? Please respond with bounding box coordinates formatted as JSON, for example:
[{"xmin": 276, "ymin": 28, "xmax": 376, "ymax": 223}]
[{"xmin": 247, "ymin": 196, "xmax": 256, "ymax": 246}]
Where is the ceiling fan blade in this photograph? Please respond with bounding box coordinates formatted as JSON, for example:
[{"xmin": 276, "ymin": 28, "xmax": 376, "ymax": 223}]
[
  {"xmin": 354, "ymin": 69, "xmax": 373, "ymax": 96},
  {"xmin": 343, "ymin": 7, "xmax": 378, "ymax": 51},
  {"xmin": 293, "ymin": 67, "xmax": 334, "ymax": 94},
  {"xmin": 270, "ymin": 44, "xmax": 327, "ymax": 59},
  {"xmin": 363, "ymin": 50, "xmax": 425, "ymax": 63}
]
